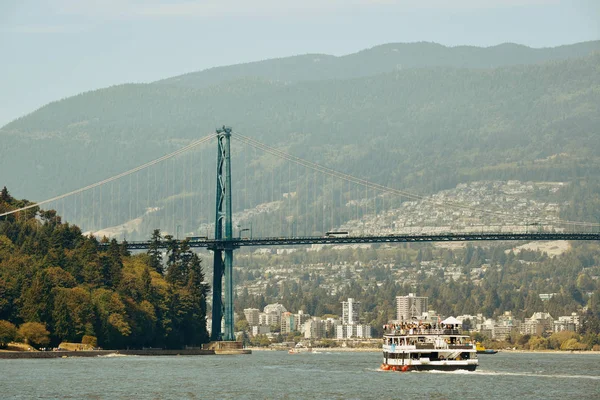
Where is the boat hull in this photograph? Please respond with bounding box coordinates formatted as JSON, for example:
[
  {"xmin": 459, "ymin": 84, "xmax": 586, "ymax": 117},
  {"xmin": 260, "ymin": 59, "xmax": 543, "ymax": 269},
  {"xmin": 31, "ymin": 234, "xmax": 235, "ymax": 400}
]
[
  {"xmin": 382, "ymin": 360, "xmax": 478, "ymax": 372},
  {"xmin": 408, "ymin": 364, "xmax": 477, "ymax": 372}
]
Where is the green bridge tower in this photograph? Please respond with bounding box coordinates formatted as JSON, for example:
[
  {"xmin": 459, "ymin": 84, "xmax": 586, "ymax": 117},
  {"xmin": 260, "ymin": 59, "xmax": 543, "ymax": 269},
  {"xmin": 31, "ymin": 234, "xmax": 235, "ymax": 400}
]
[{"xmin": 209, "ymin": 126, "xmax": 238, "ymax": 341}]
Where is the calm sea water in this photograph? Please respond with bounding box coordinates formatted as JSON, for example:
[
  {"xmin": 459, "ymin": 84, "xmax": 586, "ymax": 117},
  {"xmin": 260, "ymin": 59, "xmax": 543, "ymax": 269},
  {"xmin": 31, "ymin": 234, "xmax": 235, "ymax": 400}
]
[{"xmin": 1, "ymin": 351, "xmax": 599, "ymax": 399}]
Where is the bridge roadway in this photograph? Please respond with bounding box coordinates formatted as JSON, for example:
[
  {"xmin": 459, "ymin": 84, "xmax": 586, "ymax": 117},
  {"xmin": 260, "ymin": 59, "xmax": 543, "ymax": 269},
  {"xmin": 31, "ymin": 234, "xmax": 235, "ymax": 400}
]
[{"xmin": 119, "ymin": 232, "xmax": 600, "ymax": 250}]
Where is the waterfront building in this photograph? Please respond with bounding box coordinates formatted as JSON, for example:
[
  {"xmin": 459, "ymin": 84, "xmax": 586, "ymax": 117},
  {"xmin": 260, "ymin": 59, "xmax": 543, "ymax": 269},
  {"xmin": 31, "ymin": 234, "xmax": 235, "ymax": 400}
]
[
  {"xmin": 259, "ymin": 312, "xmax": 280, "ymax": 327},
  {"xmin": 336, "ymin": 325, "xmax": 346, "ymax": 339},
  {"xmin": 281, "ymin": 312, "xmax": 295, "ymax": 334},
  {"xmin": 342, "ymin": 298, "xmax": 360, "ymax": 325},
  {"xmin": 396, "ymin": 293, "xmax": 428, "ymax": 321},
  {"xmin": 244, "ymin": 308, "xmax": 260, "ymax": 326},
  {"xmin": 260, "ymin": 303, "xmax": 288, "ymax": 327},
  {"xmin": 554, "ymin": 313, "xmax": 580, "ymax": 332},
  {"xmin": 356, "ymin": 324, "xmax": 372, "ymax": 339},
  {"xmin": 521, "ymin": 312, "xmax": 553, "ymax": 335},
  {"xmin": 324, "ymin": 317, "xmax": 338, "ymax": 338},
  {"xmin": 252, "ymin": 325, "xmax": 270, "ymax": 336},
  {"xmin": 295, "ymin": 310, "xmax": 311, "ymax": 330},
  {"xmin": 492, "ymin": 325, "xmax": 512, "ymax": 341},
  {"xmin": 304, "ymin": 318, "xmax": 325, "ymax": 339},
  {"xmin": 335, "ymin": 324, "xmax": 372, "ymax": 339},
  {"xmin": 477, "ymin": 318, "xmax": 495, "ymax": 338}
]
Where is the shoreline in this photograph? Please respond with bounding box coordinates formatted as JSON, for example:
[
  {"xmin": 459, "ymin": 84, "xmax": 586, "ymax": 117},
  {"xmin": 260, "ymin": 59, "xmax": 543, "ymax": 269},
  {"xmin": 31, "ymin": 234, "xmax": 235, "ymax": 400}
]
[
  {"xmin": 498, "ymin": 349, "xmax": 600, "ymax": 355},
  {"xmin": 246, "ymin": 347, "xmax": 600, "ymax": 355},
  {"xmin": 248, "ymin": 347, "xmax": 381, "ymax": 352},
  {"xmin": 0, "ymin": 349, "xmax": 216, "ymax": 359}
]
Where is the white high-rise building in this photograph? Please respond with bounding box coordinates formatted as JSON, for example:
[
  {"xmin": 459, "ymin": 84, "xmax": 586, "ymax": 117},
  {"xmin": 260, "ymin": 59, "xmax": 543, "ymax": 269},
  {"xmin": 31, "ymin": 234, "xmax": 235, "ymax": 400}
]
[
  {"xmin": 356, "ymin": 324, "xmax": 372, "ymax": 339},
  {"xmin": 396, "ymin": 293, "xmax": 428, "ymax": 322},
  {"xmin": 342, "ymin": 298, "xmax": 360, "ymax": 325}
]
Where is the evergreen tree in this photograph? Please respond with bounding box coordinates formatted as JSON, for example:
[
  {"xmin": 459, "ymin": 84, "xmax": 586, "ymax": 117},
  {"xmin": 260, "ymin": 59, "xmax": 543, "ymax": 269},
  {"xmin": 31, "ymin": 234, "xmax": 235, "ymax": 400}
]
[{"xmin": 147, "ymin": 229, "xmax": 163, "ymax": 274}]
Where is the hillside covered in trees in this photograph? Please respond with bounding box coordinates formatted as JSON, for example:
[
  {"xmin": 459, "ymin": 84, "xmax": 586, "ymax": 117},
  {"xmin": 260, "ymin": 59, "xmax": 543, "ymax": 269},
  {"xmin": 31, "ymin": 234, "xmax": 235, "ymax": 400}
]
[
  {"xmin": 0, "ymin": 41, "xmax": 599, "ymax": 237},
  {"xmin": 231, "ymin": 240, "xmax": 600, "ymax": 349},
  {"xmin": 0, "ymin": 188, "xmax": 209, "ymax": 349}
]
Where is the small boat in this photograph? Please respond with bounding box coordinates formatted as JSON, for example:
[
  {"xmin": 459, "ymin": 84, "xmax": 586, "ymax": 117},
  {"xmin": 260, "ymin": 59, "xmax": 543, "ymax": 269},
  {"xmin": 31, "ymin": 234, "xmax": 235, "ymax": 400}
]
[
  {"xmin": 288, "ymin": 343, "xmax": 312, "ymax": 354},
  {"xmin": 381, "ymin": 317, "xmax": 478, "ymax": 372},
  {"xmin": 476, "ymin": 342, "xmax": 498, "ymax": 354}
]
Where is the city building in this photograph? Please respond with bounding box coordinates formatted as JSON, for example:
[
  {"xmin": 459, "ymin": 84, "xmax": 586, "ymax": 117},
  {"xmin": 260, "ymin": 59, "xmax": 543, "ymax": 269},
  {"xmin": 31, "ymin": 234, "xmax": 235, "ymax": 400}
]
[
  {"xmin": 554, "ymin": 313, "xmax": 580, "ymax": 332},
  {"xmin": 520, "ymin": 312, "xmax": 553, "ymax": 335},
  {"xmin": 335, "ymin": 324, "xmax": 372, "ymax": 339},
  {"xmin": 303, "ymin": 318, "xmax": 325, "ymax": 339},
  {"xmin": 295, "ymin": 310, "xmax": 311, "ymax": 329},
  {"xmin": 335, "ymin": 298, "xmax": 371, "ymax": 339},
  {"xmin": 342, "ymin": 298, "xmax": 360, "ymax": 325},
  {"xmin": 244, "ymin": 308, "xmax": 260, "ymax": 326},
  {"xmin": 260, "ymin": 303, "xmax": 288, "ymax": 327},
  {"xmin": 396, "ymin": 293, "xmax": 428, "ymax": 321},
  {"xmin": 252, "ymin": 325, "xmax": 270, "ymax": 336},
  {"xmin": 281, "ymin": 312, "xmax": 295, "ymax": 334},
  {"xmin": 264, "ymin": 303, "xmax": 287, "ymax": 315}
]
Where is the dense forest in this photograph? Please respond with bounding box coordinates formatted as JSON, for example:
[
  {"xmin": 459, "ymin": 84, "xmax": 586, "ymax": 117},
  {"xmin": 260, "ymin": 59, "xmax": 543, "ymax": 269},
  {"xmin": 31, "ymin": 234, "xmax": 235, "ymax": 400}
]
[{"xmin": 0, "ymin": 188, "xmax": 209, "ymax": 349}]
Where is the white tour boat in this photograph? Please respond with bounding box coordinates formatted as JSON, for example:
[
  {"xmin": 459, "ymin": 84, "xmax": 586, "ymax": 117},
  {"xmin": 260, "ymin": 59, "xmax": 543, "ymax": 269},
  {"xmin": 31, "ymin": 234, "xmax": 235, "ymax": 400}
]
[{"xmin": 381, "ymin": 317, "xmax": 478, "ymax": 372}]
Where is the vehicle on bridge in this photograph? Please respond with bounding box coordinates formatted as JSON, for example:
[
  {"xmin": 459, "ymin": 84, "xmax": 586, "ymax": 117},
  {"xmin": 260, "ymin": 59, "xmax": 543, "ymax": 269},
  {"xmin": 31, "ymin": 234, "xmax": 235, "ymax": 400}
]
[
  {"xmin": 186, "ymin": 236, "xmax": 208, "ymax": 241},
  {"xmin": 325, "ymin": 231, "xmax": 349, "ymax": 237}
]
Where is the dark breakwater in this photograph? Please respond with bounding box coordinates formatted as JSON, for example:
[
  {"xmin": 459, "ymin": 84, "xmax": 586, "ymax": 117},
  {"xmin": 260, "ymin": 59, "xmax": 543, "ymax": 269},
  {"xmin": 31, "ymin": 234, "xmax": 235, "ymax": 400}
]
[{"xmin": 0, "ymin": 349, "xmax": 215, "ymax": 359}]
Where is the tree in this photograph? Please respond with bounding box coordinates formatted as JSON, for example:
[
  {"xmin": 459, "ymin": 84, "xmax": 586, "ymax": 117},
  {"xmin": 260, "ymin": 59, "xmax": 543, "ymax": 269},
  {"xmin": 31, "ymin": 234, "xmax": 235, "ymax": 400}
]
[
  {"xmin": 147, "ymin": 229, "xmax": 163, "ymax": 274},
  {"xmin": 19, "ymin": 271, "xmax": 53, "ymax": 323},
  {"xmin": 18, "ymin": 322, "xmax": 50, "ymax": 349},
  {"xmin": 53, "ymin": 287, "xmax": 95, "ymax": 342},
  {"xmin": 166, "ymin": 238, "xmax": 192, "ymax": 286},
  {"xmin": 82, "ymin": 335, "xmax": 98, "ymax": 348},
  {"xmin": 78, "ymin": 236, "xmax": 103, "ymax": 286},
  {"xmin": 0, "ymin": 186, "xmax": 11, "ymax": 203},
  {"xmin": 100, "ymin": 239, "xmax": 123, "ymax": 287},
  {"xmin": 0, "ymin": 320, "xmax": 17, "ymax": 348},
  {"xmin": 141, "ymin": 267, "xmax": 153, "ymax": 301}
]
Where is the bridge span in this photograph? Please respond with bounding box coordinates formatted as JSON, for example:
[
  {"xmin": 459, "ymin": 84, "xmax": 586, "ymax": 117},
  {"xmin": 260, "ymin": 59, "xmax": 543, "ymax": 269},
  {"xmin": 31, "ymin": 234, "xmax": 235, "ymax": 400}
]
[{"xmin": 120, "ymin": 232, "xmax": 600, "ymax": 250}]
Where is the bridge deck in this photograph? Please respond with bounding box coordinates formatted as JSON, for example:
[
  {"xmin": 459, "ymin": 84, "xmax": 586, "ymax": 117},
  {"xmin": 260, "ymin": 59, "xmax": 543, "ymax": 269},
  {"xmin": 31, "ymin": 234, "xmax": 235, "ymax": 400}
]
[{"xmin": 117, "ymin": 232, "xmax": 600, "ymax": 250}]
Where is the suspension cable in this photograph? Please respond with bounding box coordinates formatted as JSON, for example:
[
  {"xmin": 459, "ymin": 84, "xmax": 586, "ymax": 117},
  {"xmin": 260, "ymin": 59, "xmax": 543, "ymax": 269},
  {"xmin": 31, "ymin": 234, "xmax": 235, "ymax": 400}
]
[
  {"xmin": 235, "ymin": 133, "xmax": 600, "ymax": 228},
  {"xmin": 0, "ymin": 133, "xmax": 217, "ymax": 217}
]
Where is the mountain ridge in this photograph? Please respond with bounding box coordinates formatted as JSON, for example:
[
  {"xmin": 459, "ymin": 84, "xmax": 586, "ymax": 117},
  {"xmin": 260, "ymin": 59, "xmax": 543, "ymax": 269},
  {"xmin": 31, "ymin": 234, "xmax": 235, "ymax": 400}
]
[
  {"xmin": 155, "ymin": 40, "xmax": 600, "ymax": 89},
  {"xmin": 0, "ymin": 43, "xmax": 599, "ymax": 235}
]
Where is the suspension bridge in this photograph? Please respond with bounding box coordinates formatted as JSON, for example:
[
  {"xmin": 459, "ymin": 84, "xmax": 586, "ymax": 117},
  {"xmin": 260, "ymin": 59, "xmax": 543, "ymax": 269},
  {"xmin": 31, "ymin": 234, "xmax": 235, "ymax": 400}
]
[{"xmin": 2, "ymin": 126, "xmax": 599, "ymax": 342}]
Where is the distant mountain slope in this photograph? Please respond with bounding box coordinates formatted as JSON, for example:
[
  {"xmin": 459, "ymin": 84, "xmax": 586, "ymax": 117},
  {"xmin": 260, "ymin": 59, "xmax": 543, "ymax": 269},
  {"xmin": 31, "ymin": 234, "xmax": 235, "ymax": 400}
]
[
  {"xmin": 156, "ymin": 41, "xmax": 600, "ymax": 89},
  {"xmin": 1, "ymin": 51, "xmax": 598, "ymax": 210}
]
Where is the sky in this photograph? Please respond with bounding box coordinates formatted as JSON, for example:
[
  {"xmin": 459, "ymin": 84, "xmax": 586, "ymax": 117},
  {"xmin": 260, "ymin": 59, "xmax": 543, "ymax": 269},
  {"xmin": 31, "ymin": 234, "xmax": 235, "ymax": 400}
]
[{"xmin": 0, "ymin": 0, "xmax": 598, "ymax": 127}]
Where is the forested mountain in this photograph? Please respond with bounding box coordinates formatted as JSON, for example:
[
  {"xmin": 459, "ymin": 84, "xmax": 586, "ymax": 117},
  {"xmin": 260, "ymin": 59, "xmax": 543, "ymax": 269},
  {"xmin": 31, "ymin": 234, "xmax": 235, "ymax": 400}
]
[
  {"xmin": 157, "ymin": 41, "xmax": 600, "ymax": 88},
  {"xmin": 0, "ymin": 41, "xmax": 599, "ymax": 235}
]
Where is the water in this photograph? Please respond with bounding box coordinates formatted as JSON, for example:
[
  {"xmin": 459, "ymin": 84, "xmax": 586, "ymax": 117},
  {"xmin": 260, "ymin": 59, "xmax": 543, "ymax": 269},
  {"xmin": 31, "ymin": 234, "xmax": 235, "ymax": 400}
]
[{"xmin": 1, "ymin": 351, "xmax": 599, "ymax": 399}]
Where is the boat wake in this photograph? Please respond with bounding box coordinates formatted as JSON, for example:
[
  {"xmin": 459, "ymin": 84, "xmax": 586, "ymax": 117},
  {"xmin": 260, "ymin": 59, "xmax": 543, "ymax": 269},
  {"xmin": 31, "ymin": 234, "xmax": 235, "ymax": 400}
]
[
  {"xmin": 97, "ymin": 353, "xmax": 130, "ymax": 357},
  {"xmin": 427, "ymin": 369, "xmax": 600, "ymax": 380}
]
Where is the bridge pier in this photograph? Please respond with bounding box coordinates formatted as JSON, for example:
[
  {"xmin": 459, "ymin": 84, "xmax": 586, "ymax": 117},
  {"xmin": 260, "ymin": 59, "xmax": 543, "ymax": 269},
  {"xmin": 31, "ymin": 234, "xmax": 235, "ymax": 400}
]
[
  {"xmin": 210, "ymin": 250, "xmax": 224, "ymax": 341},
  {"xmin": 210, "ymin": 126, "xmax": 236, "ymax": 342}
]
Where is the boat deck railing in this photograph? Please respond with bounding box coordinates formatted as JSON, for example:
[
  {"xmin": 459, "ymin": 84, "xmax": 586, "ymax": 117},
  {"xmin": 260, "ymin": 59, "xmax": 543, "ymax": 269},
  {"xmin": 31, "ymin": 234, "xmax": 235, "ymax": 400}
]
[{"xmin": 384, "ymin": 328, "xmax": 464, "ymax": 336}]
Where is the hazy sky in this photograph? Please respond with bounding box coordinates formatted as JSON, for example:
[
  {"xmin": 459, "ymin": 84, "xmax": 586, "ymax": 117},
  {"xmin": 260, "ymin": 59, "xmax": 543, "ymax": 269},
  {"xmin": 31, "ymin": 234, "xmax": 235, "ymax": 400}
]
[{"xmin": 1, "ymin": 0, "xmax": 598, "ymax": 127}]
